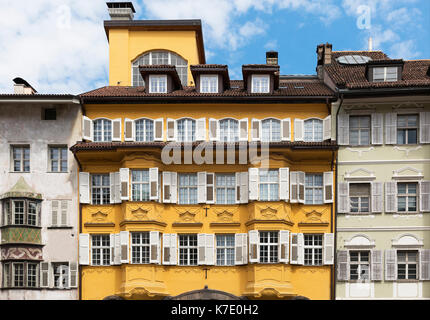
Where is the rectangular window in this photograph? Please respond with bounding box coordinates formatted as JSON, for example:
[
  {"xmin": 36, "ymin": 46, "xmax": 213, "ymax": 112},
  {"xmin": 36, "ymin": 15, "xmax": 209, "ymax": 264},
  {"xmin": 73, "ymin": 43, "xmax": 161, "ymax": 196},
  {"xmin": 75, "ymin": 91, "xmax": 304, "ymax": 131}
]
[
  {"xmin": 349, "ymin": 183, "xmax": 370, "ymax": 213},
  {"xmin": 131, "ymin": 232, "xmax": 150, "ymax": 264},
  {"xmin": 12, "ymin": 145, "xmax": 30, "ymax": 172},
  {"xmin": 178, "ymin": 174, "xmax": 198, "ymax": 204},
  {"xmin": 13, "ymin": 200, "xmax": 25, "ymax": 225},
  {"xmin": 149, "ymin": 75, "xmax": 167, "ymax": 93},
  {"xmin": 13, "ymin": 263, "xmax": 25, "ymax": 287},
  {"xmin": 397, "ymin": 250, "xmax": 418, "ymax": 280},
  {"xmin": 397, "ymin": 114, "xmax": 418, "ymax": 145},
  {"xmin": 131, "ymin": 170, "xmax": 150, "ymax": 201},
  {"xmin": 3, "ymin": 263, "xmax": 10, "ymax": 287},
  {"xmin": 305, "ymin": 174, "xmax": 323, "ymax": 204},
  {"xmin": 262, "ymin": 119, "xmax": 281, "ymax": 142},
  {"xmin": 349, "ymin": 251, "xmax": 370, "ymax": 281},
  {"xmin": 27, "ymin": 263, "xmax": 38, "ymax": 287},
  {"xmin": 304, "ymin": 119, "xmax": 323, "ymax": 142},
  {"xmin": 251, "ymin": 75, "xmax": 270, "ymax": 93},
  {"xmin": 27, "ymin": 202, "xmax": 38, "ymax": 226},
  {"xmin": 91, "ymin": 235, "xmax": 110, "ymax": 266},
  {"xmin": 2, "ymin": 200, "xmax": 10, "ymax": 226},
  {"xmin": 49, "ymin": 146, "xmax": 68, "ymax": 172},
  {"xmin": 259, "ymin": 170, "xmax": 279, "ymax": 201},
  {"xmin": 179, "ymin": 234, "xmax": 198, "ymax": 266},
  {"xmin": 349, "ymin": 116, "xmax": 370, "ymax": 146},
  {"xmin": 42, "ymin": 107, "xmax": 57, "ymax": 120},
  {"xmin": 135, "ymin": 119, "xmax": 154, "ymax": 142},
  {"xmin": 93, "ymin": 119, "xmax": 112, "ymax": 142},
  {"xmin": 397, "ymin": 182, "xmax": 418, "ymax": 212},
  {"xmin": 259, "ymin": 231, "xmax": 278, "ymax": 263},
  {"xmin": 215, "ymin": 174, "xmax": 235, "ymax": 204},
  {"xmin": 216, "ymin": 234, "xmax": 235, "ymax": 266},
  {"xmin": 200, "ymin": 75, "xmax": 218, "ymax": 93},
  {"xmin": 304, "ymin": 234, "xmax": 323, "ymax": 266},
  {"xmin": 91, "ymin": 174, "xmax": 110, "ymax": 205},
  {"xmin": 373, "ymin": 67, "xmax": 398, "ymax": 82},
  {"xmin": 52, "ymin": 262, "xmax": 69, "ymax": 288}
]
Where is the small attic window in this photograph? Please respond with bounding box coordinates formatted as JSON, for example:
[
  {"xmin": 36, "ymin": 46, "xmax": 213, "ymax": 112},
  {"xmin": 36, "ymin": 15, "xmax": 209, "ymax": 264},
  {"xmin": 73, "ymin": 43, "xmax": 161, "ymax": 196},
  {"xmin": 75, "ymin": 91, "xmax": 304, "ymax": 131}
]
[
  {"xmin": 251, "ymin": 75, "xmax": 270, "ymax": 93},
  {"xmin": 373, "ymin": 67, "xmax": 398, "ymax": 82},
  {"xmin": 42, "ymin": 108, "xmax": 56, "ymax": 120}
]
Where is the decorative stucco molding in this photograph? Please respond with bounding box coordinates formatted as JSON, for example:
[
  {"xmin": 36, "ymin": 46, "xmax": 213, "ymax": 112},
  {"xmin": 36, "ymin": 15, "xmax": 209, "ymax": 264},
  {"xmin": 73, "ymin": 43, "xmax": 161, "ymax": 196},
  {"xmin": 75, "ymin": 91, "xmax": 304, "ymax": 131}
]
[
  {"xmin": 345, "ymin": 147, "xmax": 374, "ymax": 157},
  {"xmin": 344, "ymin": 234, "xmax": 375, "ymax": 248},
  {"xmin": 391, "ymin": 233, "xmax": 423, "ymax": 248},
  {"xmin": 392, "ymin": 166, "xmax": 423, "ymax": 180},
  {"xmin": 344, "ymin": 168, "xmax": 376, "ymax": 181}
]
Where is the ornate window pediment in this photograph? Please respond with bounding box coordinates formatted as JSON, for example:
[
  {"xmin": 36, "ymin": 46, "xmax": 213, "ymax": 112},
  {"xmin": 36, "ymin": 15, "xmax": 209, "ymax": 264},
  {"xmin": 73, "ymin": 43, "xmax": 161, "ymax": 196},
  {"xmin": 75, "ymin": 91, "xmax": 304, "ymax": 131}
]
[
  {"xmin": 392, "ymin": 166, "xmax": 423, "ymax": 180},
  {"xmin": 344, "ymin": 168, "xmax": 376, "ymax": 181},
  {"xmin": 344, "ymin": 234, "xmax": 375, "ymax": 248},
  {"xmin": 391, "ymin": 234, "xmax": 423, "ymax": 248}
]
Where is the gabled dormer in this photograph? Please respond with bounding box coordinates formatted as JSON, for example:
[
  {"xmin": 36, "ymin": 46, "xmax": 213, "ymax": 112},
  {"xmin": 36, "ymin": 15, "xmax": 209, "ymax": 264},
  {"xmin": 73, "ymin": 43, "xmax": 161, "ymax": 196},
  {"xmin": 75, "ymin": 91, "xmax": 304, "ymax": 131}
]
[
  {"xmin": 242, "ymin": 64, "xmax": 280, "ymax": 94},
  {"xmin": 138, "ymin": 65, "xmax": 182, "ymax": 94},
  {"xmin": 366, "ymin": 59, "xmax": 404, "ymax": 82},
  {"xmin": 190, "ymin": 65, "xmax": 230, "ymax": 94}
]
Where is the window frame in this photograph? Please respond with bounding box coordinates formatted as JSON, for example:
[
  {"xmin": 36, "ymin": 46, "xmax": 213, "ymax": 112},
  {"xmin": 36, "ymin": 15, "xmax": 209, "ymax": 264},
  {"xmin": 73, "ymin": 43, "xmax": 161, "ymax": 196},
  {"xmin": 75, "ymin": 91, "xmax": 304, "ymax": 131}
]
[
  {"xmin": 93, "ymin": 118, "xmax": 112, "ymax": 142},
  {"xmin": 177, "ymin": 118, "xmax": 196, "ymax": 142},
  {"xmin": 178, "ymin": 173, "xmax": 198, "ymax": 205},
  {"xmin": 216, "ymin": 234, "xmax": 235, "ymax": 266},
  {"xmin": 259, "ymin": 169, "xmax": 279, "ymax": 202},
  {"xmin": 304, "ymin": 118, "xmax": 323, "ymax": 142},
  {"xmin": 372, "ymin": 66, "xmax": 398, "ymax": 82},
  {"xmin": 261, "ymin": 118, "xmax": 281, "ymax": 142},
  {"xmin": 349, "ymin": 250, "xmax": 370, "ymax": 282},
  {"xmin": 11, "ymin": 145, "xmax": 30, "ymax": 172},
  {"xmin": 259, "ymin": 231, "xmax": 279, "ymax": 264},
  {"xmin": 397, "ymin": 250, "xmax": 418, "ymax": 281},
  {"xmin": 251, "ymin": 74, "xmax": 270, "ymax": 93},
  {"xmin": 131, "ymin": 169, "xmax": 150, "ymax": 202},
  {"xmin": 91, "ymin": 174, "xmax": 110, "ymax": 205},
  {"xmin": 48, "ymin": 145, "xmax": 68, "ymax": 173},
  {"xmin": 178, "ymin": 234, "xmax": 198, "ymax": 266},
  {"xmin": 349, "ymin": 182, "xmax": 371, "ymax": 214},
  {"xmin": 303, "ymin": 234, "xmax": 323, "ymax": 266},
  {"xmin": 215, "ymin": 174, "xmax": 236, "ymax": 205},
  {"xmin": 91, "ymin": 234, "xmax": 111, "ymax": 266},
  {"xmin": 219, "ymin": 118, "xmax": 239, "ymax": 142},
  {"xmin": 349, "ymin": 115, "xmax": 371, "ymax": 146},
  {"xmin": 52, "ymin": 262, "xmax": 70, "ymax": 289},
  {"xmin": 134, "ymin": 118, "xmax": 154, "ymax": 142},
  {"xmin": 305, "ymin": 173, "xmax": 324, "ymax": 205},
  {"xmin": 397, "ymin": 114, "xmax": 418, "ymax": 145},
  {"xmin": 200, "ymin": 74, "xmax": 218, "ymax": 93},
  {"xmin": 397, "ymin": 182, "xmax": 418, "ymax": 213},
  {"xmin": 131, "ymin": 232, "xmax": 151, "ymax": 264},
  {"xmin": 2, "ymin": 262, "xmax": 40, "ymax": 288},
  {"xmin": 149, "ymin": 75, "xmax": 168, "ymax": 93}
]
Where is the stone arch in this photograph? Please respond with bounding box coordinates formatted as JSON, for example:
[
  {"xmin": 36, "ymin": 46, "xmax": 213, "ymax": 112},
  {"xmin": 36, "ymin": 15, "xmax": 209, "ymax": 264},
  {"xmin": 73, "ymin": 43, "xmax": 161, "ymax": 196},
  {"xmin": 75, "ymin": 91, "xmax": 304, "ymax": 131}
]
[{"xmin": 165, "ymin": 287, "xmax": 246, "ymax": 300}]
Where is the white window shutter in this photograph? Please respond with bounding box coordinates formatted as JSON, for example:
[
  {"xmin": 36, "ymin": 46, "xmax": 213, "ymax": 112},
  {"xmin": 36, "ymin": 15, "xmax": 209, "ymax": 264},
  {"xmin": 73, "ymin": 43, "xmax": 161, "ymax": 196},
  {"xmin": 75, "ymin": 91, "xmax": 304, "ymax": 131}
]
[
  {"xmin": 323, "ymin": 233, "xmax": 334, "ymax": 265},
  {"xmin": 170, "ymin": 172, "xmax": 178, "ymax": 204},
  {"xmin": 120, "ymin": 231, "xmax": 129, "ymax": 264},
  {"xmin": 197, "ymin": 172, "xmax": 207, "ymax": 203},
  {"xmin": 169, "ymin": 233, "xmax": 177, "ymax": 265},
  {"xmin": 239, "ymin": 118, "xmax": 248, "ymax": 141},
  {"xmin": 323, "ymin": 171, "xmax": 334, "ymax": 203},
  {"xmin": 206, "ymin": 173, "xmax": 215, "ymax": 204},
  {"xmin": 110, "ymin": 172, "xmax": 116, "ymax": 204},
  {"xmin": 82, "ymin": 116, "xmax": 93, "ymax": 141},
  {"xmin": 371, "ymin": 113, "xmax": 383, "ymax": 145},
  {"xmin": 385, "ymin": 249, "xmax": 397, "ymax": 281},
  {"xmin": 420, "ymin": 112, "xmax": 430, "ymax": 143},
  {"xmin": 297, "ymin": 233, "xmax": 304, "ymax": 265},
  {"xmin": 162, "ymin": 172, "xmax": 172, "ymax": 203},
  {"xmin": 114, "ymin": 233, "xmax": 121, "ymax": 265},
  {"xmin": 279, "ymin": 230, "xmax": 289, "ymax": 263},
  {"xmin": 79, "ymin": 233, "xmax": 90, "ymax": 265},
  {"xmin": 290, "ymin": 171, "xmax": 298, "ymax": 203},
  {"xmin": 205, "ymin": 234, "xmax": 215, "ymax": 265},
  {"xmin": 419, "ymin": 249, "xmax": 430, "ymax": 280},
  {"xmin": 371, "ymin": 250, "xmax": 382, "ymax": 281},
  {"xmin": 110, "ymin": 234, "xmax": 115, "ymax": 265},
  {"xmin": 112, "ymin": 118, "xmax": 122, "ymax": 142},
  {"xmin": 281, "ymin": 118, "xmax": 291, "ymax": 141},
  {"xmin": 209, "ymin": 118, "xmax": 219, "ymax": 141},
  {"xmin": 248, "ymin": 230, "xmax": 259, "ymax": 263},
  {"xmin": 248, "ymin": 168, "xmax": 259, "ymax": 201},
  {"xmin": 79, "ymin": 172, "xmax": 90, "ymax": 204},
  {"xmin": 69, "ymin": 262, "xmax": 78, "ymax": 288},
  {"xmin": 124, "ymin": 118, "xmax": 135, "ymax": 141},
  {"xmin": 294, "ymin": 119, "xmax": 304, "ymax": 141},
  {"xmin": 149, "ymin": 168, "xmax": 159, "ymax": 201},
  {"xmin": 40, "ymin": 262, "xmax": 50, "ymax": 288},
  {"xmin": 323, "ymin": 115, "xmax": 331, "ymax": 141},
  {"xmin": 60, "ymin": 200, "xmax": 68, "ymax": 226},
  {"xmin": 338, "ymin": 182, "xmax": 350, "ymax": 213},
  {"xmin": 235, "ymin": 233, "xmax": 245, "ymax": 265},
  {"xmin": 150, "ymin": 231, "xmax": 160, "ymax": 264},
  {"xmin": 51, "ymin": 200, "xmax": 58, "ymax": 226},
  {"xmin": 242, "ymin": 233, "xmax": 248, "ymax": 264},
  {"xmin": 235, "ymin": 173, "xmax": 241, "ymax": 204},
  {"xmin": 251, "ymin": 119, "xmax": 261, "ymax": 141},
  {"xmin": 120, "ymin": 168, "xmax": 129, "ymax": 201},
  {"xmin": 198, "ymin": 233, "xmax": 206, "ymax": 265},
  {"xmin": 240, "ymin": 172, "xmax": 248, "ymax": 204},
  {"xmin": 419, "ymin": 181, "xmax": 430, "ymax": 212},
  {"xmin": 385, "ymin": 182, "xmax": 397, "ymax": 213},
  {"xmin": 162, "ymin": 233, "xmax": 171, "ymax": 265},
  {"xmin": 338, "ymin": 114, "xmax": 349, "ymax": 145},
  {"xmin": 167, "ymin": 118, "xmax": 176, "ymax": 141},
  {"xmin": 298, "ymin": 171, "xmax": 305, "ymax": 204},
  {"xmin": 385, "ymin": 113, "xmax": 397, "ymax": 144},
  {"xmin": 154, "ymin": 118, "xmax": 164, "ymax": 141},
  {"xmin": 290, "ymin": 233, "xmax": 299, "ymax": 264},
  {"xmin": 371, "ymin": 182, "xmax": 383, "ymax": 213},
  {"xmin": 337, "ymin": 250, "xmax": 349, "ymax": 281},
  {"xmin": 279, "ymin": 168, "xmax": 289, "ymax": 201},
  {"xmin": 196, "ymin": 118, "xmax": 206, "ymax": 141}
]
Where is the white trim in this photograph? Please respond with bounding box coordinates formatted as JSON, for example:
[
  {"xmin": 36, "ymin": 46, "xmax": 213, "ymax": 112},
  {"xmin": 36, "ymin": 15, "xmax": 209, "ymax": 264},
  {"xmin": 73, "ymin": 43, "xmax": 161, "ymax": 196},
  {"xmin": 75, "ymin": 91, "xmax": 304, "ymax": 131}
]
[
  {"xmin": 391, "ymin": 233, "xmax": 424, "ymax": 247},
  {"xmin": 345, "ymin": 147, "xmax": 375, "ymax": 157},
  {"xmin": 344, "ymin": 168, "xmax": 376, "ymax": 181},
  {"xmin": 337, "ymin": 226, "xmax": 430, "ymax": 232},
  {"xmin": 251, "ymin": 74, "xmax": 270, "ymax": 93},
  {"xmin": 344, "ymin": 234, "xmax": 375, "ymax": 248},
  {"xmin": 392, "ymin": 166, "xmax": 424, "ymax": 180},
  {"xmin": 200, "ymin": 74, "xmax": 218, "ymax": 93},
  {"xmin": 338, "ymin": 159, "xmax": 430, "ymax": 165},
  {"xmin": 148, "ymin": 75, "xmax": 168, "ymax": 93}
]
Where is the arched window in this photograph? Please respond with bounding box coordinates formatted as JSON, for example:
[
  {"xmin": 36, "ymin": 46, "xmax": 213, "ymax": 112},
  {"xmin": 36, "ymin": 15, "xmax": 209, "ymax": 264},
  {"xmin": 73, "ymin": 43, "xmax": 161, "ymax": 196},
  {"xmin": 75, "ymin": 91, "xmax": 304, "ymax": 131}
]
[
  {"xmin": 132, "ymin": 51, "xmax": 188, "ymax": 86},
  {"xmin": 304, "ymin": 119, "xmax": 323, "ymax": 142},
  {"xmin": 177, "ymin": 118, "xmax": 196, "ymax": 142},
  {"xmin": 219, "ymin": 119, "xmax": 239, "ymax": 142},
  {"xmin": 93, "ymin": 119, "xmax": 112, "ymax": 142},
  {"xmin": 262, "ymin": 118, "xmax": 281, "ymax": 142},
  {"xmin": 135, "ymin": 119, "xmax": 154, "ymax": 142}
]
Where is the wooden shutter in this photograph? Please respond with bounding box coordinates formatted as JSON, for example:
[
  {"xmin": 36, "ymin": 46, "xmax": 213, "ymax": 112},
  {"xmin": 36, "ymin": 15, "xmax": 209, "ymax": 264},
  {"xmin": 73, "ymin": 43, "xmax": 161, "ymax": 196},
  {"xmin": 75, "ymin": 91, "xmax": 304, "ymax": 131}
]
[
  {"xmin": 251, "ymin": 119, "xmax": 261, "ymax": 141},
  {"xmin": 167, "ymin": 118, "xmax": 176, "ymax": 141},
  {"xmin": 110, "ymin": 234, "xmax": 115, "ymax": 265},
  {"xmin": 281, "ymin": 118, "xmax": 291, "ymax": 141},
  {"xmin": 197, "ymin": 172, "xmax": 207, "ymax": 204},
  {"xmin": 338, "ymin": 114, "xmax": 349, "ymax": 145},
  {"xmin": 120, "ymin": 231, "xmax": 129, "ymax": 264},
  {"xmin": 290, "ymin": 171, "xmax": 298, "ymax": 203},
  {"xmin": 371, "ymin": 113, "xmax": 383, "ymax": 145},
  {"xmin": 337, "ymin": 250, "xmax": 348, "ymax": 281},
  {"xmin": 169, "ymin": 233, "xmax": 178, "ymax": 265},
  {"xmin": 154, "ymin": 118, "xmax": 164, "ymax": 141},
  {"xmin": 290, "ymin": 233, "xmax": 298, "ymax": 264},
  {"xmin": 371, "ymin": 250, "xmax": 382, "ymax": 281},
  {"xmin": 209, "ymin": 118, "xmax": 219, "ymax": 141},
  {"xmin": 279, "ymin": 168, "xmax": 289, "ymax": 201},
  {"xmin": 60, "ymin": 200, "xmax": 68, "ymax": 226},
  {"xmin": 242, "ymin": 233, "xmax": 248, "ymax": 264},
  {"xmin": 240, "ymin": 172, "xmax": 248, "ymax": 204},
  {"xmin": 114, "ymin": 172, "xmax": 121, "ymax": 203},
  {"xmin": 338, "ymin": 182, "xmax": 350, "ymax": 213},
  {"xmin": 110, "ymin": 172, "xmax": 116, "ymax": 204},
  {"xmin": 385, "ymin": 182, "xmax": 397, "ymax": 213},
  {"xmin": 294, "ymin": 119, "xmax": 304, "ymax": 141},
  {"xmin": 248, "ymin": 168, "xmax": 259, "ymax": 201},
  {"xmin": 205, "ymin": 234, "xmax": 215, "ymax": 265},
  {"xmin": 51, "ymin": 200, "xmax": 58, "ymax": 226},
  {"xmin": 162, "ymin": 233, "xmax": 171, "ymax": 265},
  {"xmin": 385, "ymin": 249, "xmax": 397, "ymax": 281},
  {"xmin": 297, "ymin": 233, "xmax": 304, "ymax": 265},
  {"xmin": 298, "ymin": 171, "xmax": 305, "ymax": 204},
  {"xmin": 206, "ymin": 173, "xmax": 215, "ymax": 204},
  {"xmin": 163, "ymin": 172, "xmax": 172, "ymax": 203},
  {"xmin": 40, "ymin": 262, "xmax": 50, "ymax": 288},
  {"xmin": 323, "ymin": 171, "xmax": 334, "ymax": 203},
  {"xmin": 419, "ymin": 181, "xmax": 430, "ymax": 212},
  {"xmin": 170, "ymin": 172, "xmax": 177, "ymax": 204},
  {"xmin": 235, "ymin": 233, "xmax": 246, "ymax": 265},
  {"xmin": 198, "ymin": 233, "xmax": 206, "ymax": 265},
  {"xmin": 385, "ymin": 113, "xmax": 397, "ymax": 144},
  {"xmin": 69, "ymin": 262, "xmax": 78, "ymax": 288},
  {"xmin": 248, "ymin": 230, "xmax": 259, "ymax": 263},
  {"xmin": 79, "ymin": 233, "xmax": 90, "ymax": 265},
  {"xmin": 124, "ymin": 118, "xmax": 134, "ymax": 141},
  {"xmin": 420, "ymin": 249, "xmax": 430, "ymax": 280},
  {"xmin": 120, "ymin": 168, "xmax": 129, "ymax": 201},
  {"xmin": 82, "ymin": 116, "xmax": 93, "ymax": 141},
  {"xmin": 79, "ymin": 172, "xmax": 90, "ymax": 204},
  {"xmin": 149, "ymin": 168, "xmax": 159, "ymax": 201},
  {"xmin": 114, "ymin": 233, "xmax": 121, "ymax": 265},
  {"xmin": 323, "ymin": 233, "xmax": 334, "ymax": 265},
  {"xmin": 235, "ymin": 173, "xmax": 241, "ymax": 204},
  {"xmin": 420, "ymin": 112, "xmax": 430, "ymax": 143},
  {"xmin": 279, "ymin": 230, "xmax": 289, "ymax": 263},
  {"xmin": 323, "ymin": 115, "xmax": 331, "ymax": 141},
  {"xmin": 371, "ymin": 182, "xmax": 383, "ymax": 213},
  {"xmin": 112, "ymin": 118, "xmax": 122, "ymax": 141},
  {"xmin": 196, "ymin": 118, "xmax": 206, "ymax": 141},
  {"xmin": 239, "ymin": 118, "xmax": 248, "ymax": 141},
  {"xmin": 150, "ymin": 231, "xmax": 160, "ymax": 264}
]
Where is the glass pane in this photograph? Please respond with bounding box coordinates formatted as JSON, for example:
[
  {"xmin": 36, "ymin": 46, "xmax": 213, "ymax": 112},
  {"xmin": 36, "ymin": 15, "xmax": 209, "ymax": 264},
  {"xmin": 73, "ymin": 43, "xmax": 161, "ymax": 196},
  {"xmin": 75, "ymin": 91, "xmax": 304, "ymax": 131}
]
[{"xmin": 407, "ymin": 129, "xmax": 417, "ymax": 144}]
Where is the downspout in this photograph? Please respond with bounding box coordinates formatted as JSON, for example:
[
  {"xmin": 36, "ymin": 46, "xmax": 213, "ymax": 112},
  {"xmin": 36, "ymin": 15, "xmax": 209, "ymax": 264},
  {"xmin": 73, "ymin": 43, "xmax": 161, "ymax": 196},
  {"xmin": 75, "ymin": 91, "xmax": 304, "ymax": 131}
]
[{"xmin": 77, "ymin": 95, "xmax": 85, "ymax": 301}]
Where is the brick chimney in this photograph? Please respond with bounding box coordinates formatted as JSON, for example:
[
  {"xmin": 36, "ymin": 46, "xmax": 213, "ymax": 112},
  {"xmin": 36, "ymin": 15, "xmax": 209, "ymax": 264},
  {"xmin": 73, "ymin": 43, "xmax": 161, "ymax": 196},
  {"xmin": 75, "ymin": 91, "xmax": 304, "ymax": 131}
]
[
  {"xmin": 266, "ymin": 51, "xmax": 278, "ymax": 65},
  {"xmin": 13, "ymin": 78, "xmax": 37, "ymax": 95},
  {"xmin": 316, "ymin": 43, "xmax": 332, "ymax": 79},
  {"xmin": 106, "ymin": 2, "xmax": 136, "ymax": 21}
]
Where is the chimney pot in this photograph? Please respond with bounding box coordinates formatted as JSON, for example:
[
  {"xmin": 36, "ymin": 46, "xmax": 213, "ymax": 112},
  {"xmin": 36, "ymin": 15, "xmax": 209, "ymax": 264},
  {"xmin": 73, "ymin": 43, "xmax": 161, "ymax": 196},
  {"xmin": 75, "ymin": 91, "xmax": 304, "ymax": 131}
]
[
  {"xmin": 13, "ymin": 77, "xmax": 37, "ymax": 95},
  {"xmin": 266, "ymin": 51, "xmax": 278, "ymax": 65},
  {"xmin": 106, "ymin": 2, "xmax": 136, "ymax": 21}
]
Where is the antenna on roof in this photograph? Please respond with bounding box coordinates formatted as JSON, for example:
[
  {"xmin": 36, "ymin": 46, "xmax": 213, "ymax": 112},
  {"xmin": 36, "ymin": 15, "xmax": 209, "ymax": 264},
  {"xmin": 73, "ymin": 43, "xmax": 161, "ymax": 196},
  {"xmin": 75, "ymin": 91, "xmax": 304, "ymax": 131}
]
[{"xmin": 368, "ymin": 37, "xmax": 373, "ymax": 51}]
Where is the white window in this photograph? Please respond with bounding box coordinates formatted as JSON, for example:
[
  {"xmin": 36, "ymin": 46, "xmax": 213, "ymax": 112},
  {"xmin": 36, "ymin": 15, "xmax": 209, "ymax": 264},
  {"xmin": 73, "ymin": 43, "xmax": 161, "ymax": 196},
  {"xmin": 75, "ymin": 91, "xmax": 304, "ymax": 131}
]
[
  {"xmin": 131, "ymin": 170, "xmax": 150, "ymax": 201},
  {"xmin": 259, "ymin": 170, "xmax": 279, "ymax": 201},
  {"xmin": 397, "ymin": 114, "xmax": 418, "ymax": 145},
  {"xmin": 215, "ymin": 174, "xmax": 235, "ymax": 204},
  {"xmin": 135, "ymin": 119, "xmax": 154, "ymax": 142},
  {"xmin": 49, "ymin": 146, "xmax": 68, "ymax": 172},
  {"xmin": 13, "ymin": 200, "xmax": 25, "ymax": 225},
  {"xmin": 179, "ymin": 234, "xmax": 198, "ymax": 266},
  {"xmin": 305, "ymin": 174, "xmax": 323, "ymax": 204},
  {"xmin": 219, "ymin": 119, "xmax": 239, "ymax": 142},
  {"xmin": 373, "ymin": 66, "xmax": 398, "ymax": 82},
  {"xmin": 259, "ymin": 231, "xmax": 278, "ymax": 263},
  {"xmin": 149, "ymin": 75, "xmax": 167, "ymax": 93},
  {"xmin": 178, "ymin": 174, "xmax": 198, "ymax": 204},
  {"xmin": 51, "ymin": 200, "xmax": 69, "ymax": 227},
  {"xmin": 251, "ymin": 75, "xmax": 270, "ymax": 93},
  {"xmin": 2, "ymin": 262, "xmax": 39, "ymax": 288},
  {"xmin": 52, "ymin": 262, "xmax": 69, "ymax": 288},
  {"xmin": 177, "ymin": 118, "xmax": 196, "ymax": 142},
  {"xmin": 261, "ymin": 118, "xmax": 281, "ymax": 142},
  {"xmin": 349, "ymin": 251, "xmax": 370, "ymax": 281},
  {"xmin": 27, "ymin": 202, "xmax": 38, "ymax": 226},
  {"xmin": 350, "ymin": 183, "xmax": 370, "ymax": 213},
  {"xmin": 9, "ymin": 200, "xmax": 40, "ymax": 226},
  {"xmin": 397, "ymin": 250, "xmax": 418, "ymax": 280},
  {"xmin": 304, "ymin": 119, "xmax": 323, "ymax": 142},
  {"xmin": 200, "ymin": 75, "xmax": 218, "ymax": 93},
  {"xmin": 131, "ymin": 232, "xmax": 150, "ymax": 264},
  {"xmin": 216, "ymin": 234, "xmax": 235, "ymax": 266},
  {"xmin": 349, "ymin": 116, "xmax": 370, "ymax": 146},
  {"xmin": 91, "ymin": 174, "xmax": 110, "ymax": 204},
  {"xmin": 93, "ymin": 119, "xmax": 112, "ymax": 142},
  {"xmin": 304, "ymin": 234, "xmax": 323, "ymax": 266},
  {"xmin": 397, "ymin": 182, "xmax": 418, "ymax": 212},
  {"xmin": 91, "ymin": 235, "xmax": 110, "ymax": 266},
  {"xmin": 11, "ymin": 145, "xmax": 30, "ymax": 172}
]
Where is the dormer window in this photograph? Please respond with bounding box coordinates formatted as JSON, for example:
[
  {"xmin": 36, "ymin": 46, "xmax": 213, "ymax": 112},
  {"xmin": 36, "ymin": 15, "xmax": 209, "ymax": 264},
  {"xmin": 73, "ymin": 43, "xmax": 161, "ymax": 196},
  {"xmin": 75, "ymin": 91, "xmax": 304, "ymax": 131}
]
[
  {"xmin": 251, "ymin": 75, "xmax": 270, "ymax": 93},
  {"xmin": 149, "ymin": 75, "xmax": 167, "ymax": 93},
  {"xmin": 373, "ymin": 67, "xmax": 398, "ymax": 82},
  {"xmin": 200, "ymin": 75, "xmax": 218, "ymax": 93}
]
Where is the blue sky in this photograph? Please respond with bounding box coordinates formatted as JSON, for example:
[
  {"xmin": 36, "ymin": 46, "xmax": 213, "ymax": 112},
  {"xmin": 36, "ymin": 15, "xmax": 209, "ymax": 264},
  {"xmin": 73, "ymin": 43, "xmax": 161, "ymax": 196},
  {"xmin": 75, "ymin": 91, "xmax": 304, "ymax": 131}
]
[{"xmin": 0, "ymin": 0, "xmax": 428, "ymax": 94}]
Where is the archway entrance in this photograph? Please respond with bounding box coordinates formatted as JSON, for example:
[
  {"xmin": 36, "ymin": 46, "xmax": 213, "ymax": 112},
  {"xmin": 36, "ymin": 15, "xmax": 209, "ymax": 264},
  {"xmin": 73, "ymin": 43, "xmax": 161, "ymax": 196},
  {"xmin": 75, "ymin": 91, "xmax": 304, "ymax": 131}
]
[{"xmin": 165, "ymin": 286, "xmax": 246, "ymax": 300}]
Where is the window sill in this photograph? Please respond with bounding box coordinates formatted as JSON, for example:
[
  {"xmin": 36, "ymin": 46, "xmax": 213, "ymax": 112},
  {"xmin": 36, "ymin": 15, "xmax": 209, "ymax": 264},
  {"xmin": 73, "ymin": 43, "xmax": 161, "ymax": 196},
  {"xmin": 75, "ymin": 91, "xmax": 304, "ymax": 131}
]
[
  {"xmin": 46, "ymin": 171, "xmax": 69, "ymax": 174},
  {"xmin": 47, "ymin": 226, "xmax": 73, "ymax": 229},
  {"xmin": 395, "ymin": 279, "xmax": 419, "ymax": 283},
  {"xmin": 0, "ymin": 225, "xmax": 42, "ymax": 229}
]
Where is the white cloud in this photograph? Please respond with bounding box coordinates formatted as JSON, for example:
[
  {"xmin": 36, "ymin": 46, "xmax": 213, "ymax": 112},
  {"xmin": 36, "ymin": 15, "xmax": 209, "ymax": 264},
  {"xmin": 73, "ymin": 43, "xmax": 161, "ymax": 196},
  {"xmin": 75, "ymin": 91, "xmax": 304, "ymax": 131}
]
[
  {"xmin": 389, "ymin": 40, "xmax": 421, "ymax": 60},
  {"xmin": 264, "ymin": 40, "xmax": 278, "ymax": 50}
]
